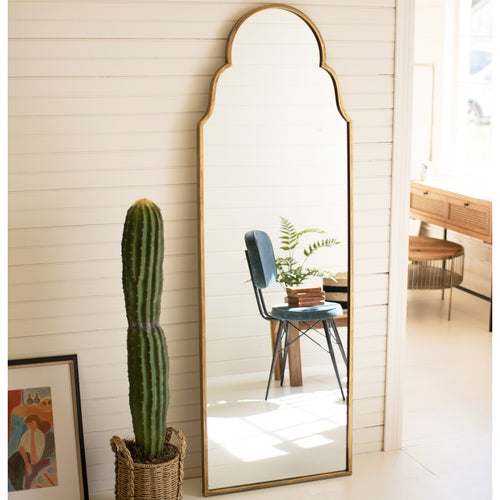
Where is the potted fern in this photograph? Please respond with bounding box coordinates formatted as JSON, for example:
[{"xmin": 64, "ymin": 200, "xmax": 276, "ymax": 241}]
[
  {"xmin": 110, "ymin": 199, "xmax": 185, "ymax": 500},
  {"xmin": 275, "ymin": 217, "xmax": 341, "ymax": 307},
  {"xmin": 276, "ymin": 217, "xmax": 340, "ymax": 287}
]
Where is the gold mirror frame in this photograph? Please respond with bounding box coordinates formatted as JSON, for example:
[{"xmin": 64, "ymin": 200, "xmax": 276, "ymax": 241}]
[{"xmin": 197, "ymin": 4, "xmax": 353, "ymax": 495}]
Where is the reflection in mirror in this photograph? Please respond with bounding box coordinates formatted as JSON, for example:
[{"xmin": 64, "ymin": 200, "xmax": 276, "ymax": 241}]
[{"xmin": 198, "ymin": 5, "xmax": 352, "ymax": 495}]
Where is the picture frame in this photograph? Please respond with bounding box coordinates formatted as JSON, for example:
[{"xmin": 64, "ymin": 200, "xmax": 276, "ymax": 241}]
[{"xmin": 8, "ymin": 354, "xmax": 89, "ymax": 499}]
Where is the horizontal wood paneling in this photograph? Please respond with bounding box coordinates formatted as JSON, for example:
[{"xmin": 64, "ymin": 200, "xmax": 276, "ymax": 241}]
[{"xmin": 8, "ymin": 0, "xmax": 396, "ymax": 493}]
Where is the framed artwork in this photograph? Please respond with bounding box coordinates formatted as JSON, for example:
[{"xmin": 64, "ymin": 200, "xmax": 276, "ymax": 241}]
[{"xmin": 8, "ymin": 355, "xmax": 89, "ymax": 499}]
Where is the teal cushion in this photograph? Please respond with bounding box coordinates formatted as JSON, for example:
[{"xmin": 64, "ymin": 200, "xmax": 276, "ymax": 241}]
[{"xmin": 271, "ymin": 301, "xmax": 343, "ymax": 321}]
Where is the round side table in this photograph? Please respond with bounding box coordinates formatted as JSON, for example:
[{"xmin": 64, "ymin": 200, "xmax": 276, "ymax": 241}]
[{"xmin": 408, "ymin": 236, "xmax": 464, "ymax": 320}]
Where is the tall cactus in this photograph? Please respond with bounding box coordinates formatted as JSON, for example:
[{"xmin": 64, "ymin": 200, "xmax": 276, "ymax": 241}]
[{"xmin": 121, "ymin": 198, "xmax": 169, "ymax": 460}]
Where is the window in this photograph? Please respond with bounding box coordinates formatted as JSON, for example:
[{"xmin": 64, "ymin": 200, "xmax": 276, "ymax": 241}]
[{"xmin": 441, "ymin": 0, "xmax": 493, "ymax": 181}]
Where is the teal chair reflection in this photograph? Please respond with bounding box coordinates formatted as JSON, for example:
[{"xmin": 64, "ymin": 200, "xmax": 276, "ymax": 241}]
[{"xmin": 244, "ymin": 230, "xmax": 347, "ymax": 401}]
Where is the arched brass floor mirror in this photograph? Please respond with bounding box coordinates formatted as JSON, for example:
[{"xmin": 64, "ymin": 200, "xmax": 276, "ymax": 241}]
[{"xmin": 198, "ymin": 4, "xmax": 353, "ymax": 495}]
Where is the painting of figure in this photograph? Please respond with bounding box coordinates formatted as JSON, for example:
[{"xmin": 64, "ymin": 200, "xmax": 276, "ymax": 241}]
[{"xmin": 8, "ymin": 387, "xmax": 58, "ymax": 492}]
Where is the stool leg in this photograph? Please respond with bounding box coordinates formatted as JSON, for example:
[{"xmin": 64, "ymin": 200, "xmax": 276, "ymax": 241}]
[
  {"xmin": 323, "ymin": 320, "xmax": 345, "ymax": 401},
  {"xmin": 443, "ymin": 229, "xmax": 449, "ymax": 301},
  {"xmin": 330, "ymin": 318, "xmax": 347, "ymax": 366},
  {"xmin": 280, "ymin": 322, "xmax": 292, "ymax": 386},
  {"xmin": 266, "ymin": 321, "xmax": 285, "ymax": 400},
  {"xmin": 270, "ymin": 321, "xmax": 282, "ymax": 381},
  {"xmin": 448, "ymin": 258, "xmax": 455, "ymax": 321},
  {"xmin": 441, "ymin": 259, "xmax": 446, "ymax": 300}
]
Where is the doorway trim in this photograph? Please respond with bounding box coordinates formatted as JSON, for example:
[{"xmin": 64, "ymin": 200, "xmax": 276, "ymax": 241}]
[{"xmin": 384, "ymin": 0, "xmax": 415, "ymax": 451}]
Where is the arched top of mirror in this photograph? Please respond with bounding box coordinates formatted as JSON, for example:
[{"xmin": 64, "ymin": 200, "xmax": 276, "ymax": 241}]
[{"xmin": 200, "ymin": 4, "xmax": 351, "ymax": 128}]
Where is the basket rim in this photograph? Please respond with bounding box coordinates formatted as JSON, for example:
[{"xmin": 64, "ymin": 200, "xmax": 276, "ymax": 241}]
[
  {"xmin": 110, "ymin": 427, "xmax": 186, "ymax": 467},
  {"xmin": 117, "ymin": 447, "xmax": 180, "ymax": 470}
]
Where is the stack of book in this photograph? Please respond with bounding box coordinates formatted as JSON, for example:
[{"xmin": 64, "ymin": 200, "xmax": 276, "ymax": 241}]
[{"xmin": 286, "ymin": 286, "xmax": 325, "ymax": 307}]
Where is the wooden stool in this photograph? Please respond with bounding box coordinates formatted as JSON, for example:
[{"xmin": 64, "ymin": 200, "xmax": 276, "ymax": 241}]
[
  {"xmin": 270, "ymin": 320, "xmax": 303, "ymax": 386},
  {"xmin": 269, "ymin": 314, "xmax": 348, "ymax": 386},
  {"xmin": 408, "ymin": 236, "xmax": 464, "ymax": 320}
]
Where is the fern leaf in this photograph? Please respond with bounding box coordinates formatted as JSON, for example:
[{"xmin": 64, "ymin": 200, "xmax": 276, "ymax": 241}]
[
  {"xmin": 279, "ymin": 217, "xmax": 299, "ymax": 250},
  {"xmin": 303, "ymin": 237, "xmax": 340, "ymax": 257},
  {"xmin": 295, "ymin": 228, "xmax": 326, "ymax": 239},
  {"xmin": 304, "ymin": 268, "xmax": 337, "ymax": 280}
]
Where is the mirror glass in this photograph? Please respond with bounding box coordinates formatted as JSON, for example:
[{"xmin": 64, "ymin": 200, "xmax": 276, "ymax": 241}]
[{"xmin": 199, "ymin": 5, "xmax": 352, "ymax": 494}]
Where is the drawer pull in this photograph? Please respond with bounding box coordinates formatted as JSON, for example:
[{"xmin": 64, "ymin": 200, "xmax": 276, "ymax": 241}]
[
  {"xmin": 464, "ymin": 202, "xmax": 469, "ymax": 207},
  {"xmin": 423, "ymin": 191, "xmax": 429, "ymax": 195}
]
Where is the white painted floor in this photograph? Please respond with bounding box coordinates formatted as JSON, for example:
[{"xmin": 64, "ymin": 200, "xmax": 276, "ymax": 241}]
[
  {"xmin": 92, "ymin": 288, "xmax": 494, "ymax": 500},
  {"xmin": 205, "ymin": 365, "xmax": 347, "ymax": 490},
  {"xmin": 402, "ymin": 289, "xmax": 492, "ymax": 499}
]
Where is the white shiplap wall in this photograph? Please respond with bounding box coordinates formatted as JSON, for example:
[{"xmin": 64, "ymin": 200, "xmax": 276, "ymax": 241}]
[{"xmin": 8, "ymin": 0, "xmax": 395, "ymax": 494}]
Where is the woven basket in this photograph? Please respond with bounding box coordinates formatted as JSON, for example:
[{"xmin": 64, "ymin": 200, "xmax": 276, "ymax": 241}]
[{"xmin": 110, "ymin": 427, "xmax": 186, "ymax": 500}]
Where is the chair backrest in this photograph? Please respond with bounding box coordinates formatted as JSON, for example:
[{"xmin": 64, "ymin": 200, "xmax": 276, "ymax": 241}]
[{"xmin": 244, "ymin": 230, "xmax": 277, "ymax": 289}]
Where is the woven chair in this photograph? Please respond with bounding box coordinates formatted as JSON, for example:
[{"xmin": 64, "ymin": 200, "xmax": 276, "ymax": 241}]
[{"xmin": 244, "ymin": 230, "xmax": 347, "ymax": 401}]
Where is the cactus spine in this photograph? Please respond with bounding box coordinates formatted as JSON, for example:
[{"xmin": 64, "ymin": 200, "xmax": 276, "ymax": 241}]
[{"xmin": 122, "ymin": 198, "xmax": 169, "ymax": 460}]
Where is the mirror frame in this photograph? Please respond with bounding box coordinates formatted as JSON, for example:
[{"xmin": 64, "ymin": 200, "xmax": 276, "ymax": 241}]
[{"xmin": 197, "ymin": 4, "xmax": 353, "ymax": 495}]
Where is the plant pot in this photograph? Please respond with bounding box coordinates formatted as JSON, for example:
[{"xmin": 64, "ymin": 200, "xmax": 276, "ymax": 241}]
[
  {"xmin": 323, "ymin": 272, "xmax": 348, "ymax": 309},
  {"xmin": 110, "ymin": 427, "xmax": 186, "ymax": 500}
]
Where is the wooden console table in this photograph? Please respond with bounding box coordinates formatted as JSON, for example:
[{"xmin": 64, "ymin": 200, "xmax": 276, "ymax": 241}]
[{"xmin": 410, "ymin": 180, "xmax": 492, "ymax": 243}]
